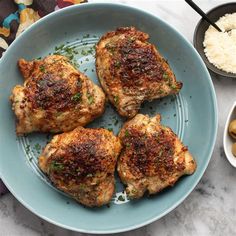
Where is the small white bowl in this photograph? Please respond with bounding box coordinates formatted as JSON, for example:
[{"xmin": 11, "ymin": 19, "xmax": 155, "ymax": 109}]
[{"xmin": 223, "ymin": 101, "xmax": 236, "ymax": 167}]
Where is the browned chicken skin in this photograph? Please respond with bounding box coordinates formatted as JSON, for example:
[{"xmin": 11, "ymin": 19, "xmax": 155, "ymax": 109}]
[
  {"xmin": 96, "ymin": 27, "xmax": 182, "ymax": 118},
  {"xmin": 10, "ymin": 55, "xmax": 105, "ymax": 135},
  {"xmin": 117, "ymin": 114, "xmax": 196, "ymax": 199},
  {"xmin": 39, "ymin": 126, "xmax": 122, "ymax": 207}
]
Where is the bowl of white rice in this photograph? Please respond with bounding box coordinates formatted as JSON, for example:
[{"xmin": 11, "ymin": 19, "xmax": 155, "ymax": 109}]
[{"xmin": 194, "ymin": 2, "xmax": 236, "ymax": 78}]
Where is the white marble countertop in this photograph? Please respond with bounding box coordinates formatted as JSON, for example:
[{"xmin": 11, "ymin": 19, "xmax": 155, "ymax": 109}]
[{"xmin": 1, "ymin": 0, "xmax": 236, "ymax": 235}]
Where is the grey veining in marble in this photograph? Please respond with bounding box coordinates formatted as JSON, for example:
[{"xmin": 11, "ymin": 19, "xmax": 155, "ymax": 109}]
[{"xmin": 1, "ymin": 0, "xmax": 236, "ymax": 235}]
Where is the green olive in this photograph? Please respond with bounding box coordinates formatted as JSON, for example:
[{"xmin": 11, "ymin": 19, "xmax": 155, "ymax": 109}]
[
  {"xmin": 232, "ymin": 143, "xmax": 236, "ymax": 157},
  {"xmin": 229, "ymin": 120, "xmax": 236, "ymax": 139}
]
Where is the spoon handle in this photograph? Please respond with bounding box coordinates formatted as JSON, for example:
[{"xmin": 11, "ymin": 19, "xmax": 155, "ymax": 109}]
[{"xmin": 185, "ymin": 0, "xmax": 222, "ymax": 32}]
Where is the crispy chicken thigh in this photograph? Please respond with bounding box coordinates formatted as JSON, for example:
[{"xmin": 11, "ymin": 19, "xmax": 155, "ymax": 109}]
[
  {"xmin": 96, "ymin": 27, "xmax": 182, "ymax": 118},
  {"xmin": 117, "ymin": 114, "xmax": 196, "ymax": 199},
  {"xmin": 10, "ymin": 55, "xmax": 105, "ymax": 135},
  {"xmin": 39, "ymin": 126, "xmax": 122, "ymax": 207}
]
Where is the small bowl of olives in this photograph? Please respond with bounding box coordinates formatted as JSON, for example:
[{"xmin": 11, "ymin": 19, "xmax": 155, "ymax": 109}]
[{"xmin": 224, "ymin": 101, "xmax": 236, "ymax": 167}]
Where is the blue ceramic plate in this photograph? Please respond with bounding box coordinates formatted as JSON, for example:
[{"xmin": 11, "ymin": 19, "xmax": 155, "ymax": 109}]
[{"xmin": 0, "ymin": 3, "xmax": 218, "ymax": 234}]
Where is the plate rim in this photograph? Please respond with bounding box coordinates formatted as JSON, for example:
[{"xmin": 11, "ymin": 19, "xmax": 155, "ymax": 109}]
[{"xmin": 0, "ymin": 2, "xmax": 218, "ymax": 234}]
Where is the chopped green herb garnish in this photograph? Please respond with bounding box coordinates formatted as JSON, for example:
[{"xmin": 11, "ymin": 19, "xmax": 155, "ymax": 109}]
[
  {"xmin": 25, "ymin": 144, "xmax": 30, "ymax": 154},
  {"xmin": 125, "ymin": 130, "xmax": 129, "ymax": 137},
  {"xmin": 50, "ymin": 161, "xmax": 64, "ymax": 171},
  {"xmin": 56, "ymin": 112, "xmax": 63, "ymax": 117},
  {"xmin": 83, "ymin": 68, "xmax": 88, "ymax": 72},
  {"xmin": 114, "ymin": 61, "xmax": 121, "ymax": 68},
  {"xmin": 71, "ymin": 92, "xmax": 82, "ymax": 102},
  {"xmin": 55, "ymin": 44, "xmax": 65, "ymax": 51},
  {"xmin": 81, "ymin": 49, "xmax": 88, "ymax": 56},
  {"xmin": 87, "ymin": 48, "xmax": 94, "ymax": 55},
  {"xmin": 87, "ymin": 93, "xmax": 94, "ymax": 105},
  {"xmin": 128, "ymin": 37, "xmax": 135, "ymax": 43},
  {"xmin": 108, "ymin": 128, "xmax": 113, "ymax": 132},
  {"xmin": 77, "ymin": 80, "xmax": 82, "ymax": 88},
  {"xmin": 105, "ymin": 43, "xmax": 115, "ymax": 53},
  {"xmin": 64, "ymin": 46, "xmax": 73, "ymax": 55},
  {"xmin": 114, "ymin": 95, "xmax": 119, "ymax": 104},
  {"xmin": 83, "ymin": 33, "xmax": 90, "ymax": 38},
  {"xmin": 67, "ymin": 54, "xmax": 74, "ymax": 60},
  {"xmin": 163, "ymin": 72, "xmax": 169, "ymax": 80},
  {"xmin": 170, "ymin": 84, "xmax": 177, "ymax": 89},
  {"xmin": 39, "ymin": 65, "xmax": 46, "ymax": 72},
  {"xmin": 126, "ymin": 143, "xmax": 130, "ymax": 148},
  {"xmin": 53, "ymin": 44, "xmax": 80, "ymax": 68},
  {"xmin": 85, "ymin": 58, "xmax": 89, "ymax": 62},
  {"xmin": 131, "ymin": 189, "xmax": 137, "ymax": 194},
  {"xmin": 34, "ymin": 143, "xmax": 41, "ymax": 154},
  {"xmin": 118, "ymin": 195, "xmax": 125, "ymax": 201}
]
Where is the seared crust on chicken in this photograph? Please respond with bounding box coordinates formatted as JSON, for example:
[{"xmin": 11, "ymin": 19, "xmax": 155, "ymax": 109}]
[
  {"xmin": 39, "ymin": 127, "xmax": 122, "ymax": 207},
  {"xmin": 117, "ymin": 114, "xmax": 196, "ymax": 199},
  {"xmin": 96, "ymin": 27, "xmax": 182, "ymax": 118},
  {"xmin": 10, "ymin": 55, "xmax": 105, "ymax": 135}
]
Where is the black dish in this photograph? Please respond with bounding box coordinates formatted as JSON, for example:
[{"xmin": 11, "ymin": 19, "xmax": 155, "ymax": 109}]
[{"xmin": 194, "ymin": 2, "xmax": 236, "ymax": 78}]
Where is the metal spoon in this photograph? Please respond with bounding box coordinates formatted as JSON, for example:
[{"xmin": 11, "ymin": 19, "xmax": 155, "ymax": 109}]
[{"xmin": 185, "ymin": 0, "xmax": 222, "ymax": 32}]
